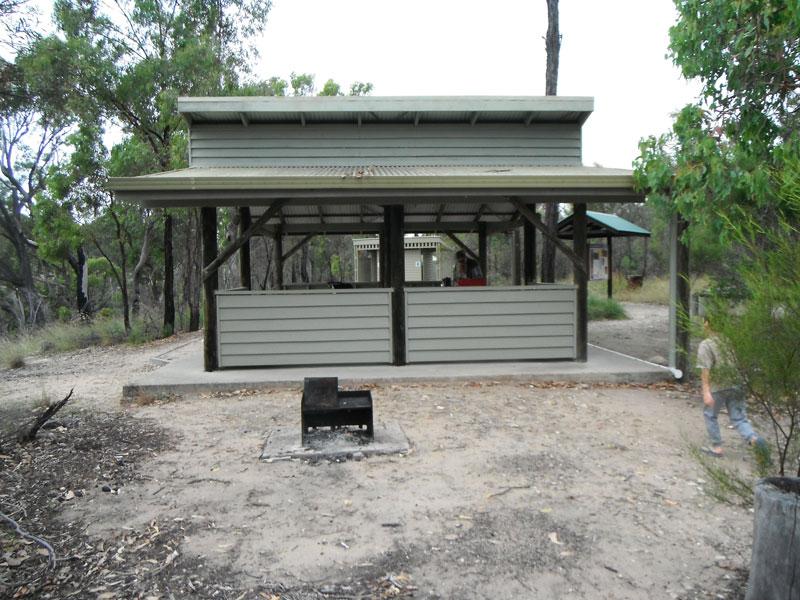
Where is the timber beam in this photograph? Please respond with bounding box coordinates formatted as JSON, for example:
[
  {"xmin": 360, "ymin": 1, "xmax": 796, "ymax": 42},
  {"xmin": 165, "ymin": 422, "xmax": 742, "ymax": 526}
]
[
  {"xmin": 203, "ymin": 201, "xmax": 285, "ymax": 282},
  {"xmin": 511, "ymin": 199, "xmax": 586, "ymax": 275},
  {"xmin": 281, "ymin": 234, "xmax": 316, "ymax": 263},
  {"xmin": 445, "ymin": 232, "xmax": 480, "ymax": 264}
]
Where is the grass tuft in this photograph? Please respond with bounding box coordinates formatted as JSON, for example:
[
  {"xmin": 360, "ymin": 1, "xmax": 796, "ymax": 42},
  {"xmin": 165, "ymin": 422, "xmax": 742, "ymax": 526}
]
[
  {"xmin": 587, "ymin": 294, "xmax": 628, "ymax": 320},
  {"xmin": 0, "ymin": 316, "xmax": 161, "ymax": 370}
]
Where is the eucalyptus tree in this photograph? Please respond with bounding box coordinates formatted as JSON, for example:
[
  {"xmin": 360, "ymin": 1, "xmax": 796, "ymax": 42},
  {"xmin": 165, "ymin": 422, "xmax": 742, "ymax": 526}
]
[
  {"xmin": 0, "ymin": 47, "xmax": 70, "ymax": 330},
  {"xmin": 540, "ymin": 0, "xmax": 561, "ymax": 283},
  {"xmin": 636, "ymin": 0, "xmax": 799, "ymax": 232},
  {"xmin": 635, "ymin": 1, "xmax": 799, "ymax": 469},
  {"xmin": 50, "ymin": 0, "xmax": 273, "ymax": 335}
]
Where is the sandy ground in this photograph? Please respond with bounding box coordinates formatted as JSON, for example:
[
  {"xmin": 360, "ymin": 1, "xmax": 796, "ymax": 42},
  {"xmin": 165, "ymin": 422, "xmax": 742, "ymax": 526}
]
[
  {"xmin": 589, "ymin": 303, "xmax": 672, "ymax": 366},
  {"xmin": 0, "ymin": 304, "xmax": 760, "ymax": 599}
]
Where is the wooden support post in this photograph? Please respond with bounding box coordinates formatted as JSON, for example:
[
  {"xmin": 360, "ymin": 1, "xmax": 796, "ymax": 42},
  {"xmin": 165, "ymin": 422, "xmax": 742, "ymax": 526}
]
[
  {"xmin": 379, "ymin": 212, "xmax": 389, "ymax": 286},
  {"xmin": 669, "ymin": 212, "xmax": 690, "ymax": 380},
  {"xmin": 387, "ymin": 205, "xmax": 406, "ymax": 365},
  {"xmin": 201, "ymin": 207, "xmax": 218, "ymax": 372},
  {"xmin": 274, "ymin": 229, "xmax": 283, "ymax": 289},
  {"xmin": 238, "ymin": 207, "xmax": 252, "ymax": 290},
  {"xmin": 478, "ymin": 222, "xmax": 488, "ymax": 279},
  {"xmin": 512, "ymin": 228, "xmax": 521, "ymax": 285},
  {"xmin": 573, "ymin": 203, "xmax": 588, "ymax": 362},
  {"xmin": 606, "ymin": 236, "xmax": 613, "ymax": 299},
  {"xmin": 523, "ymin": 203, "xmax": 536, "ymax": 284}
]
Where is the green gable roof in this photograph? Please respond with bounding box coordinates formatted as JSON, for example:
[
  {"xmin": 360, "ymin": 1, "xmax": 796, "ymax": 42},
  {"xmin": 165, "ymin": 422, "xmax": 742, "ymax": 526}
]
[{"xmin": 558, "ymin": 210, "xmax": 650, "ymax": 239}]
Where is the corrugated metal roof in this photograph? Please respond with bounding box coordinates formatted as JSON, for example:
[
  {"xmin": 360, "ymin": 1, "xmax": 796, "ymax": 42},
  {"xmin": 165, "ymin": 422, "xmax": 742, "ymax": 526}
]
[
  {"xmin": 116, "ymin": 165, "xmax": 636, "ymax": 188},
  {"xmin": 557, "ymin": 210, "xmax": 650, "ymax": 238},
  {"xmin": 108, "ymin": 165, "xmax": 642, "ymax": 210},
  {"xmin": 179, "ymin": 96, "xmax": 594, "ymax": 126}
]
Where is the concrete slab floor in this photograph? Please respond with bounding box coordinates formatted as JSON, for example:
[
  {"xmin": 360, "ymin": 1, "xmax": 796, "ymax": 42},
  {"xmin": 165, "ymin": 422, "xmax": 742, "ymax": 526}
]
[
  {"xmin": 260, "ymin": 422, "xmax": 410, "ymax": 462},
  {"xmin": 122, "ymin": 338, "xmax": 675, "ymax": 401}
]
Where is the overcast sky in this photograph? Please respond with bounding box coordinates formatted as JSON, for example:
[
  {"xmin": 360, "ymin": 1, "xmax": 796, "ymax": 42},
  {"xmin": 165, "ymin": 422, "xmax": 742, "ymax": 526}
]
[{"xmin": 255, "ymin": 0, "xmax": 700, "ymax": 169}]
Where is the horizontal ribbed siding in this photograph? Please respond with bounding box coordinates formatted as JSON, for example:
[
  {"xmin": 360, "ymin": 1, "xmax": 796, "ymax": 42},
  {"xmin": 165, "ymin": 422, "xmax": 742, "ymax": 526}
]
[
  {"xmin": 405, "ymin": 286, "xmax": 576, "ymax": 363},
  {"xmin": 217, "ymin": 290, "xmax": 392, "ymax": 367},
  {"xmin": 190, "ymin": 123, "xmax": 582, "ymax": 168}
]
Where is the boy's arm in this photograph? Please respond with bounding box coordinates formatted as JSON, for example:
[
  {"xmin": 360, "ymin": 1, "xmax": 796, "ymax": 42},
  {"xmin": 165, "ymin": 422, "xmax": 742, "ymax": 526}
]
[{"xmin": 700, "ymin": 368, "xmax": 715, "ymax": 407}]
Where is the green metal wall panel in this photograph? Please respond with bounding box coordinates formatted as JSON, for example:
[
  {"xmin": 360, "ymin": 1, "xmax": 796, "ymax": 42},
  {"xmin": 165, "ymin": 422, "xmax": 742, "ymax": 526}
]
[
  {"xmin": 405, "ymin": 285, "xmax": 576, "ymax": 363},
  {"xmin": 190, "ymin": 123, "xmax": 582, "ymax": 168},
  {"xmin": 216, "ymin": 289, "xmax": 392, "ymax": 368}
]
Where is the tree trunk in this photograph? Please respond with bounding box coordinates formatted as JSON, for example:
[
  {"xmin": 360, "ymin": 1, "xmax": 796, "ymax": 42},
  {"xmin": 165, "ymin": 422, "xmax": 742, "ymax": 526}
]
[
  {"xmin": 541, "ymin": 0, "xmax": 561, "ymax": 283},
  {"xmin": 68, "ymin": 246, "xmax": 90, "ymax": 316},
  {"xmin": 185, "ymin": 208, "xmax": 202, "ymax": 332},
  {"xmin": 545, "ymin": 0, "xmax": 560, "ymax": 96},
  {"xmin": 105, "ymin": 198, "xmax": 131, "ymax": 333},
  {"xmin": 541, "ymin": 205, "xmax": 559, "ymax": 283},
  {"xmin": 131, "ymin": 219, "xmax": 154, "ymax": 316},
  {"xmin": 300, "ymin": 244, "xmax": 310, "ymax": 283},
  {"xmin": 163, "ymin": 211, "xmax": 175, "ymax": 336},
  {"xmin": 8, "ymin": 218, "xmax": 41, "ymax": 328}
]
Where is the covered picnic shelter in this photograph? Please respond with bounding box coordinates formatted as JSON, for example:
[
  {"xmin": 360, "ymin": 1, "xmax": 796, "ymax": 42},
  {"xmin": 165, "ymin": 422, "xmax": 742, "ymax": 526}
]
[
  {"xmin": 558, "ymin": 210, "xmax": 651, "ymax": 298},
  {"xmin": 109, "ymin": 96, "xmax": 689, "ymax": 375}
]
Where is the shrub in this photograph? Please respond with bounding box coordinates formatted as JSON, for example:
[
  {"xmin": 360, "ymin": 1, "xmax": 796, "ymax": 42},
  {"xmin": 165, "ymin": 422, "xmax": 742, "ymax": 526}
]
[
  {"xmin": 56, "ymin": 306, "xmax": 72, "ymax": 322},
  {"xmin": 0, "ymin": 335, "xmax": 37, "ymax": 370},
  {"xmin": 705, "ymin": 165, "xmax": 800, "ymax": 477},
  {"xmin": 587, "ymin": 294, "xmax": 628, "ymax": 320}
]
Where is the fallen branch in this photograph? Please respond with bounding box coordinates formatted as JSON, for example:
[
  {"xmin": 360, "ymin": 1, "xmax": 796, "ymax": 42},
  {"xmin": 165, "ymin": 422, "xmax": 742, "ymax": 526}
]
[
  {"xmin": 185, "ymin": 478, "xmax": 231, "ymax": 486},
  {"xmin": 0, "ymin": 511, "xmax": 57, "ymax": 570},
  {"xmin": 486, "ymin": 484, "xmax": 532, "ymax": 499},
  {"xmin": 18, "ymin": 388, "xmax": 74, "ymax": 443}
]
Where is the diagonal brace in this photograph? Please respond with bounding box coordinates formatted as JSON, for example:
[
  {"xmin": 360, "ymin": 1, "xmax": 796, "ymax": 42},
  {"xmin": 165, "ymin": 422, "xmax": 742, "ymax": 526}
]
[
  {"xmin": 511, "ymin": 199, "xmax": 586, "ymax": 275},
  {"xmin": 203, "ymin": 201, "xmax": 285, "ymax": 281},
  {"xmin": 444, "ymin": 232, "xmax": 480, "ymax": 263},
  {"xmin": 281, "ymin": 234, "xmax": 316, "ymax": 262}
]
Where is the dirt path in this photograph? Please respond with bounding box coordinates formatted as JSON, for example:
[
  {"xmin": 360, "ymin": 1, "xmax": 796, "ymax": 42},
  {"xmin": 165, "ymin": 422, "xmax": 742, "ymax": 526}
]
[
  {"xmin": 589, "ymin": 302, "xmax": 671, "ymax": 365},
  {"xmin": 1, "ymin": 307, "xmax": 759, "ymax": 599},
  {"xmin": 74, "ymin": 382, "xmax": 754, "ymax": 599}
]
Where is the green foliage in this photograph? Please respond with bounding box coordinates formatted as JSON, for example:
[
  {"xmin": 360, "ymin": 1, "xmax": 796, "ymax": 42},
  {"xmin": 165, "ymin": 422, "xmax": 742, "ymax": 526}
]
[
  {"xmin": 349, "ymin": 82, "xmax": 374, "ymax": 96},
  {"xmin": 290, "ymin": 72, "xmax": 315, "ymax": 97},
  {"xmin": 330, "ymin": 254, "xmax": 341, "ymax": 280},
  {"xmin": 670, "ymin": 0, "xmax": 799, "ymax": 146},
  {"xmin": 587, "ymin": 294, "xmax": 627, "ymax": 321},
  {"xmin": 0, "ymin": 335, "xmax": 37, "ymax": 369},
  {"xmin": 237, "ymin": 76, "xmax": 288, "ymax": 96},
  {"xmin": 319, "ymin": 79, "xmax": 342, "ymax": 97},
  {"xmin": 32, "ymin": 196, "xmax": 83, "ymax": 264},
  {"xmin": 0, "ymin": 316, "xmax": 161, "ymax": 370},
  {"xmin": 635, "ymin": 0, "xmax": 799, "ymax": 255},
  {"xmin": 705, "ymin": 159, "xmax": 800, "ymax": 477},
  {"xmin": 108, "ymin": 137, "xmax": 161, "ymax": 178},
  {"xmin": 56, "ymin": 306, "xmax": 71, "ymax": 322},
  {"xmin": 689, "ymin": 444, "xmax": 759, "ymax": 508}
]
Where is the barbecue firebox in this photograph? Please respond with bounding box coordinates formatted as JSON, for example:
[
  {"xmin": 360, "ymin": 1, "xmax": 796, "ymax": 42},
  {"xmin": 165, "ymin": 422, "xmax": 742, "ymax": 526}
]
[{"xmin": 301, "ymin": 377, "xmax": 374, "ymax": 443}]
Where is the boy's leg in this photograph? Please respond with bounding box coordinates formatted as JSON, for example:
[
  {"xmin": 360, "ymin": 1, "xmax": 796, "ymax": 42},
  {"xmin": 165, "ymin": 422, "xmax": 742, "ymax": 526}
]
[
  {"xmin": 723, "ymin": 387, "xmax": 761, "ymax": 444},
  {"xmin": 703, "ymin": 392, "xmax": 724, "ymax": 450}
]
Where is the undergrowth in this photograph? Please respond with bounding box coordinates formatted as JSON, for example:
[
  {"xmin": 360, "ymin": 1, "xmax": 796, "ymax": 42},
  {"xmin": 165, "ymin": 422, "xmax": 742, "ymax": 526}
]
[
  {"xmin": 587, "ymin": 294, "xmax": 627, "ymax": 320},
  {"xmin": 0, "ymin": 316, "xmax": 162, "ymax": 370},
  {"xmin": 689, "ymin": 443, "xmax": 772, "ymax": 508},
  {"xmin": 588, "ymin": 275, "xmax": 710, "ymax": 305}
]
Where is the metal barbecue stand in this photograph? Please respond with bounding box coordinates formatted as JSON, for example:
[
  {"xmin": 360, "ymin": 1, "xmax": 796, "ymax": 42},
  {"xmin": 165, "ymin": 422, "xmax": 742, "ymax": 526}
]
[{"xmin": 301, "ymin": 377, "xmax": 374, "ymax": 444}]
